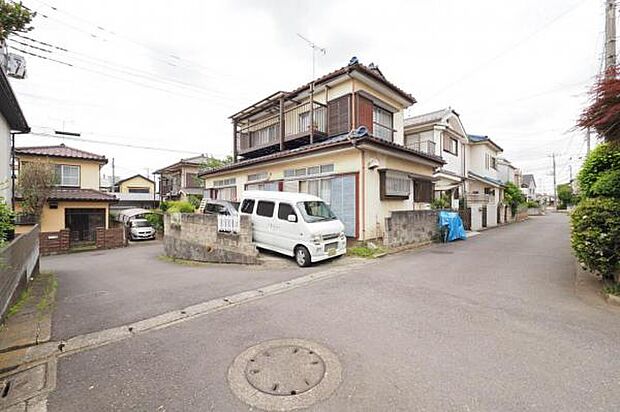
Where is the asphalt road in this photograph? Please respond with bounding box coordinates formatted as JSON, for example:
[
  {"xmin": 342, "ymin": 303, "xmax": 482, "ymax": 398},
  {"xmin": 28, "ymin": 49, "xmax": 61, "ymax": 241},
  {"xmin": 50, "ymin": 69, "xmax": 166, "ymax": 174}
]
[{"xmin": 48, "ymin": 214, "xmax": 620, "ymax": 411}]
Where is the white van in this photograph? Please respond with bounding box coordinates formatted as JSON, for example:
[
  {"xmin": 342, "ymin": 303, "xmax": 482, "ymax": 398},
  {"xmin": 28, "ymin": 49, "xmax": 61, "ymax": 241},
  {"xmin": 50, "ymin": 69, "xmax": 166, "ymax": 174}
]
[{"xmin": 239, "ymin": 190, "xmax": 347, "ymax": 267}]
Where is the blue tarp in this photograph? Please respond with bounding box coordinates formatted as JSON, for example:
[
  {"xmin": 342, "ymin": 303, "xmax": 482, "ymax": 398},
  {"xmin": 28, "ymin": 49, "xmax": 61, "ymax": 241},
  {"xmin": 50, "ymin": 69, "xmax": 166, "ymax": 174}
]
[{"xmin": 438, "ymin": 211, "xmax": 467, "ymax": 242}]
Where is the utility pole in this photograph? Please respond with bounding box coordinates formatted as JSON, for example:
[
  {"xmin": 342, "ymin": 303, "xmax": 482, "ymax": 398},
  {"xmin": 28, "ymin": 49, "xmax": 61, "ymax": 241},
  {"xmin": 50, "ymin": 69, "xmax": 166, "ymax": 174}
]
[
  {"xmin": 550, "ymin": 153, "xmax": 557, "ymax": 208},
  {"xmin": 605, "ymin": 0, "xmax": 617, "ymax": 73},
  {"xmin": 111, "ymin": 158, "xmax": 115, "ymax": 192}
]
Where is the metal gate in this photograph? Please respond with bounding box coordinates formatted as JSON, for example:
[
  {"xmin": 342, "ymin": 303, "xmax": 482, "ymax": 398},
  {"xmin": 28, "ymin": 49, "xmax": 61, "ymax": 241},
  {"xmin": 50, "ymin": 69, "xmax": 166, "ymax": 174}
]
[
  {"xmin": 459, "ymin": 208, "xmax": 471, "ymax": 230},
  {"xmin": 481, "ymin": 205, "xmax": 488, "ymax": 228}
]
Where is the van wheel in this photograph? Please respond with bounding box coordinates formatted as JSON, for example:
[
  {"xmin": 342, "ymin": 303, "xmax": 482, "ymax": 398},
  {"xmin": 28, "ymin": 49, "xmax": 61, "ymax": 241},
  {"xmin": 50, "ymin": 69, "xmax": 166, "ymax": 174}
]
[{"xmin": 294, "ymin": 246, "xmax": 311, "ymax": 267}]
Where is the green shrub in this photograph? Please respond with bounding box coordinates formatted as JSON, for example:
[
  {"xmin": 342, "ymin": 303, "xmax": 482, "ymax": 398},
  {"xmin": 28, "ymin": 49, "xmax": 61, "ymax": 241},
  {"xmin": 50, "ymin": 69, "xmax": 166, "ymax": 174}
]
[
  {"xmin": 166, "ymin": 201, "xmax": 195, "ymax": 213},
  {"xmin": 145, "ymin": 212, "xmax": 164, "ymax": 232},
  {"xmin": 187, "ymin": 194, "xmax": 203, "ymax": 209},
  {"xmin": 504, "ymin": 182, "xmax": 526, "ymax": 214},
  {"xmin": 590, "ymin": 169, "xmax": 620, "ymax": 198},
  {"xmin": 526, "ymin": 200, "xmax": 540, "ymax": 208},
  {"xmin": 0, "ymin": 198, "xmax": 15, "ymax": 246},
  {"xmin": 431, "ymin": 194, "xmax": 451, "ymax": 210},
  {"xmin": 159, "ymin": 200, "xmax": 170, "ymax": 212},
  {"xmin": 577, "ymin": 143, "xmax": 620, "ymax": 197},
  {"xmin": 571, "ymin": 198, "xmax": 620, "ymax": 280}
]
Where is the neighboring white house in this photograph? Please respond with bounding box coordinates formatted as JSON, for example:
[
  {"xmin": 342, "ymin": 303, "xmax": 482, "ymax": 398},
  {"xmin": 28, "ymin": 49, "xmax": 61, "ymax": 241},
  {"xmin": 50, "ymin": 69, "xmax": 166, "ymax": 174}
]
[
  {"xmin": 0, "ymin": 67, "xmax": 29, "ymax": 205},
  {"xmin": 521, "ymin": 174, "xmax": 537, "ymax": 200},
  {"xmin": 466, "ymin": 134, "xmax": 505, "ymax": 230},
  {"xmin": 404, "ymin": 108, "xmax": 469, "ymax": 210}
]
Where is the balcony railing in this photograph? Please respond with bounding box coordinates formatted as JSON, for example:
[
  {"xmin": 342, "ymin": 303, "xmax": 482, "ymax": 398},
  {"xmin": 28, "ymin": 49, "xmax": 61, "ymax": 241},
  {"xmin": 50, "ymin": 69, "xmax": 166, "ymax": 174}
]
[
  {"xmin": 15, "ymin": 213, "xmax": 38, "ymax": 225},
  {"xmin": 237, "ymin": 100, "xmax": 327, "ymax": 154},
  {"xmin": 407, "ymin": 140, "xmax": 436, "ymax": 156},
  {"xmin": 465, "ymin": 193, "xmax": 491, "ymax": 204}
]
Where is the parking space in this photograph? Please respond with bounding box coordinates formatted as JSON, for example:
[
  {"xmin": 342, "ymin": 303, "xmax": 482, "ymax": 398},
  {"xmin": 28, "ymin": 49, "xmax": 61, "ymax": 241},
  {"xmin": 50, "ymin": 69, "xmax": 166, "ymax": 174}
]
[{"xmin": 43, "ymin": 241, "xmax": 346, "ymax": 340}]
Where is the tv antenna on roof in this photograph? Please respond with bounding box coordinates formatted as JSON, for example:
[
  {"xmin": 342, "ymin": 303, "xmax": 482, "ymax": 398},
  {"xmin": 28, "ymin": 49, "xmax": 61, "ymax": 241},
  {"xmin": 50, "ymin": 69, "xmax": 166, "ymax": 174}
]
[{"xmin": 297, "ymin": 33, "xmax": 326, "ymax": 80}]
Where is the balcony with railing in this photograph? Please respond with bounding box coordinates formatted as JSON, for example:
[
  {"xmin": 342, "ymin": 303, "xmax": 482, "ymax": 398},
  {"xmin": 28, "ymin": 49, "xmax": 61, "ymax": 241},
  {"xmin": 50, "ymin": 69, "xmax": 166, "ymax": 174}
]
[
  {"xmin": 406, "ymin": 140, "xmax": 437, "ymax": 156},
  {"xmin": 236, "ymin": 100, "xmax": 327, "ymax": 158},
  {"xmin": 465, "ymin": 193, "xmax": 491, "ymax": 204}
]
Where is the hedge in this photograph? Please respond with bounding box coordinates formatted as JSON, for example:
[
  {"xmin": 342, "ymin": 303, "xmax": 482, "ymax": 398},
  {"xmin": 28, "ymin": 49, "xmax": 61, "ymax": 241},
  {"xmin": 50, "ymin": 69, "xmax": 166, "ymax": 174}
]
[{"xmin": 571, "ymin": 198, "xmax": 620, "ymax": 280}]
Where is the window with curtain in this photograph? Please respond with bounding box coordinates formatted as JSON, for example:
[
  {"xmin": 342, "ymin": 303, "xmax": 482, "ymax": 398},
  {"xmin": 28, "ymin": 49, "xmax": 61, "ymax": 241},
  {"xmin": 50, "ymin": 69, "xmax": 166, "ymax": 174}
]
[
  {"xmin": 381, "ymin": 170, "xmax": 410, "ymax": 199},
  {"xmin": 300, "ymin": 178, "xmax": 332, "ymax": 204},
  {"xmin": 373, "ymin": 106, "xmax": 394, "ymax": 141},
  {"xmin": 54, "ymin": 164, "xmax": 80, "ymax": 187}
]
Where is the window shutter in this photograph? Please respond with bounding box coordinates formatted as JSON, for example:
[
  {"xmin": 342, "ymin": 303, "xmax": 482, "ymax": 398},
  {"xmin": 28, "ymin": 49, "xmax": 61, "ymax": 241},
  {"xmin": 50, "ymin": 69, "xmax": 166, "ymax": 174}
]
[
  {"xmin": 356, "ymin": 95, "xmax": 373, "ymax": 134},
  {"xmin": 414, "ymin": 180, "xmax": 433, "ymax": 203},
  {"xmin": 327, "ymin": 95, "xmax": 351, "ymax": 136}
]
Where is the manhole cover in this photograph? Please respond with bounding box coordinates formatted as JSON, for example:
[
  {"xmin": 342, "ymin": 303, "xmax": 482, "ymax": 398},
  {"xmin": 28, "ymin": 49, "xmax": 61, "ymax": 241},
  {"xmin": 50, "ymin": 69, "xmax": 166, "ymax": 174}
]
[
  {"xmin": 229, "ymin": 339, "xmax": 341, "ymax": 411},
  {"xmin": 245, "ymin": 345, "xmax": 325, "ymax": 396}
]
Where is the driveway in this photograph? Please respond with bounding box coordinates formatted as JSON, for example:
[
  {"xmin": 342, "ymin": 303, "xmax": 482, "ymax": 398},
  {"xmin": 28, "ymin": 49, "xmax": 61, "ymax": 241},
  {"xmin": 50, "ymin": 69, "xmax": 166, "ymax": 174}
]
[
  {"xmin": 47, "ymin": 214, "xmax": 620, "ymax": 410},
  {"xmin": 43, "ymin": 240, "xmax": 347, "ymax": 340}
]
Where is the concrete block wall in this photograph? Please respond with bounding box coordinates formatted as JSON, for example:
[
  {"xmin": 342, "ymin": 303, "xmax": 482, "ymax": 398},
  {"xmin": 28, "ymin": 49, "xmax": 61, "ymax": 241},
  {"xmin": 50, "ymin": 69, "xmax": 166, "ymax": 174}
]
[
  {"xmin": 384, "ymin": 210, "xmax": 438, "ymax": 248},
  {"xmin": 163, "ymin": 213, "xmax": 259, "ymax": 264}
]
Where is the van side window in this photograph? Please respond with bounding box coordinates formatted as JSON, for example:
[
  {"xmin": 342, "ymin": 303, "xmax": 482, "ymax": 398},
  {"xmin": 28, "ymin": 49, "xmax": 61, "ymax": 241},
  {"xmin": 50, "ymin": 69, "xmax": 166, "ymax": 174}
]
[
  {"xmin": 240, "ymin": 199, "xmax": 255, "ymax": 214},
  {"xmin": 256, "ymin": 201, "xmax": 275, "ymax": 217},
  {"xmin": 277, "ymin": 203, "xmax": 297, "ymax": 221}
]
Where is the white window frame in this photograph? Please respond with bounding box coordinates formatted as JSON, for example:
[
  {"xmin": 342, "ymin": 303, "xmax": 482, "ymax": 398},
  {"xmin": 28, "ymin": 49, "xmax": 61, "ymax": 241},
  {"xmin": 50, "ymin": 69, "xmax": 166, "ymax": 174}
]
[{"xmin": 55, "ymin": 164, "xmax": 80, "ymax": 187}]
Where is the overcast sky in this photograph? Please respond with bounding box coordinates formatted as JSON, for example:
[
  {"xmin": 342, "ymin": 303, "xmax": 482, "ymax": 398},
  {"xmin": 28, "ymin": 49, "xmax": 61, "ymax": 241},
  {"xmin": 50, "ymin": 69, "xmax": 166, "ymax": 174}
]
[{"xmin": 8, "ymin": 0, "xmax": 604, "ymax": 193}]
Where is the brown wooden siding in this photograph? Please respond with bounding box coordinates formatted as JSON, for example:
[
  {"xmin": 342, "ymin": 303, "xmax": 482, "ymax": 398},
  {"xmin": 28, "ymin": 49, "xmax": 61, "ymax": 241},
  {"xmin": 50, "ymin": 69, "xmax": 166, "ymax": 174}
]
[
  {"xmin": 327, "ymin": 95, "xmax": 351, "ymax": 136},
  {"xmin": 356, "ymin": 94, "xmax": 374, "ymax": 134}
]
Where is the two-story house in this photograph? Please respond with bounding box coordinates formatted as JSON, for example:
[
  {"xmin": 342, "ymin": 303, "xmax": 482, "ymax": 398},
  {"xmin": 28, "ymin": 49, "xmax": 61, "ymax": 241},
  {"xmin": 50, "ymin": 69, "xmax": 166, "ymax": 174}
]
[
  {"xmin": 199, "ymin": 59, "xmax": 444, "ymax": 240},
  {"xmin": 521, "ymin": 174, "xmax": 536, "ymax": 200},
  {"xmin": 404, "ymin": 108, "xmax": 469, "ymax": 210},
  {"xmin": 155, "ymin": 155, "xmax": 209, "ymax": 201},
  {"xmin": 1, "ymin": 67, "xmax": 29, "ymax": 204},
  {"xmin": 497, "ymin": 158, "xmax": 520, "ymax": 185},
  {"xmin": 466, "ymin": 134, "xmax": 505, "ymax": 229},
  {"xmin": 110, "ymin": 174, "xmax": 159, "ymax": 211},
  {"xmin": 14, "ymin": 144, "xmax": 116, "ymax": 241}
]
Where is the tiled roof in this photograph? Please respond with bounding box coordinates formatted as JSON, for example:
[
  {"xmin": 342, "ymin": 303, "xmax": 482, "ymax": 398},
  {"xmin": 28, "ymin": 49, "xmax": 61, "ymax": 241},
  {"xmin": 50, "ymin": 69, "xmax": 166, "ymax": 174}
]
[
  {"xmin": 115, "ymin": 174, "xmax": 154, "ymax": 185},
  {"xmin": 199, "ymin": 134, "xmax": 444, "ymax": 177},
  {"xmin": 154, "ymin": 155, "xmax": 209, "ymax": 174},
  {"xmin": 48, "ymin": 188, "xmax": 117, "ymax": 201},
  {"xmin": 15, "ymin": 144, "xmax": 107, "ymax": 163},
  {"xmin": 230, "ymin": 60, "xmax": 415, "ymax": 120},
  {"xmin": 522, "ymin": 174, "xmax": 536, "ymax": 187},
  {"xmin": 467, "ymin": 134, "xmax": 504, "ymax": 152},
  {"xmin": 404, "ymin": 108, "xmax": 450, "ymax": 128}
]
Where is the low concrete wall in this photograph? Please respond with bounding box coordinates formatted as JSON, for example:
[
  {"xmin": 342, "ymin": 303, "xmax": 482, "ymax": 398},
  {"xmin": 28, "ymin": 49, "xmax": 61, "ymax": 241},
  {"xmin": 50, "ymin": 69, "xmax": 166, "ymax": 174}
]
[
  {"xmin": 164, "ymin": 213, "xmax": 259, "ymax": 264},
  {"xmin": 384, "ymin": 210, "xmax": 438, "ymax": 248},
  {"xmin": 0, "ymin": 225, "xmax": 40, "ymax": 322}
]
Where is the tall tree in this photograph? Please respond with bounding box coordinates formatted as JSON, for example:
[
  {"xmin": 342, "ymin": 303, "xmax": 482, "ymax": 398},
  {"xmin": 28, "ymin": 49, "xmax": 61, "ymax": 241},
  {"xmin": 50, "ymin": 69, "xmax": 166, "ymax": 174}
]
[
  {"xmin": 578, "ymin": 67, "xmax": 620, "ymax": 144},
  {"xmin": 17, "ymin": 162, "xmax": 55, "ymax": 219},
  {"xmin": 0, "ymin": 1, "xmax": 35, "ymax": 43}
]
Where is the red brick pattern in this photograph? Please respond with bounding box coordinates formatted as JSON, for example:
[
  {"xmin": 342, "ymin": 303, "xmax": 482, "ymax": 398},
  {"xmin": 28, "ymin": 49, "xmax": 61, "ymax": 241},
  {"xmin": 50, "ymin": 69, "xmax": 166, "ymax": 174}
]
[
  {"xmin": 95, "ymin": 227, "xmax": 127, "ymax": 249},
  {"xmin": 40, "ymin": 229, "xmax": 70, "ymax": 256}
]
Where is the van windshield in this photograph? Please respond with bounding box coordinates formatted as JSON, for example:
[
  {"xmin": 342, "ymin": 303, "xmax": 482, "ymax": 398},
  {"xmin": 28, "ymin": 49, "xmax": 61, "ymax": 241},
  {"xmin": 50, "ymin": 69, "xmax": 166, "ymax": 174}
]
[{"xmin": 296, "ymin": 201, "xmax": 337, "ymax": 223}]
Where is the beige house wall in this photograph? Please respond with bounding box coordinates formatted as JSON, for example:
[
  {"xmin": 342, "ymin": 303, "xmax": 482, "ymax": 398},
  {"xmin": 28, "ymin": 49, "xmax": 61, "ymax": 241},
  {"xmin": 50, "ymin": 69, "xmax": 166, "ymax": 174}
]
[
  {"xmin": 17, "ymin": 155, "xmax": 102, "ymax": 190},
  {"xmin": 15, "ymin": 200, "xmax": 110, "ymax": 233},
  {"xmin": 119, "ymin": 176, "xmax": 154, "ymax": 193},
  {"xmin": 204, "ymin": 146, "xmax": 436, "ymax": 241}
]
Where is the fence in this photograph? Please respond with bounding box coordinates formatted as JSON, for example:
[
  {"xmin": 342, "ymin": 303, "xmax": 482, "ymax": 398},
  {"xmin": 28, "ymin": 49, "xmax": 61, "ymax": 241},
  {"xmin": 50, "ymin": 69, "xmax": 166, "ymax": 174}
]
[
  {"xmin": 217, "ymin": 215, "xmax": 240, "ymax": 233},
  {"xmin": 0, "ymin": 225, "xmax": 40, "ymax": 321},
  {"xmin": 384, "ymin": 210, "xmax": 439, "ymax": 248}
]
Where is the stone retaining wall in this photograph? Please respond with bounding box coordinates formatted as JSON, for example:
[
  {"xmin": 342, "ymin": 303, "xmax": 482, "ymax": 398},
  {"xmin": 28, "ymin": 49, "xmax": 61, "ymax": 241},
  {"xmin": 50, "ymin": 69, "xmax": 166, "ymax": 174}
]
[
  {"xmin": 164, "ymin": 213, "xmax": 259, "ymax": 264},
  {"xmin": 384, "ymin": 210, "xmax": 438, "ymax": 248}
]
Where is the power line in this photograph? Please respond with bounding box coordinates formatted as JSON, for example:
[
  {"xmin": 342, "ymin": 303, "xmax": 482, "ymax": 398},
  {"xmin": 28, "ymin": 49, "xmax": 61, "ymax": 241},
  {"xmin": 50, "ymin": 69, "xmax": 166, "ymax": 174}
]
[
  {"xmin": 28, "ymin": 131, "xmax": 202, "ymax": 155},
  {"xmin": 426, "ymin": 0, "xmax": 588, "ymax": 102}
]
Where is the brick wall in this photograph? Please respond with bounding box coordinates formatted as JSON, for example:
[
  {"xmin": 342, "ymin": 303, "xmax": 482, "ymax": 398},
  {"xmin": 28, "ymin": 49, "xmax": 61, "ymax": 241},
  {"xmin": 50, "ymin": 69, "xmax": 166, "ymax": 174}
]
[
  {"xmin": 384, "ymin": 210, "xmax": 439, "ymax": 248},
  {"xmin": 163, "ymin": 213, "xmax": 259, "ymax": 264},
  {"xmin": 40, "ymin": 229, "xmax": 70, "ymax": 256},
  {"xmin": 1, "ymin": 226, "xmax": 40, "ymax": 321},
  {"xmin": 95, "ymin": 227, "xmax": 127, "ymax": 249}
]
